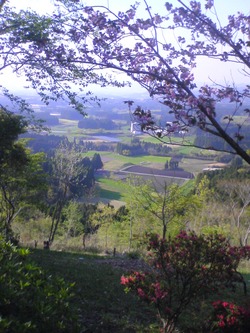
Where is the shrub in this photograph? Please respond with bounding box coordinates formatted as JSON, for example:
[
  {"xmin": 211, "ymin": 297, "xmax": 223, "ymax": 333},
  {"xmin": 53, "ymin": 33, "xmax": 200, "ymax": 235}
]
[
  {"xmin": 0, "ymin": 237, "xmax": 78, "ymax": 333},
  {"xmin": 121, "ymin": 231, "xmax": 250, "ymax": 333},
  {"xmin": 210, "ymin": 300, "xmax": 250, "ymax": 333}
]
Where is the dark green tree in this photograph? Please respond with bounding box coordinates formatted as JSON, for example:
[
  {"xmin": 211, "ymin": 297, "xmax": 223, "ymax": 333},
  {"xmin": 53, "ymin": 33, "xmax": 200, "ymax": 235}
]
[
  {"xmin": 92, "ymin": 153, "xmax": 103, "ymax": 171},
  {"xmin": 0, "ymin": 109, "xmax": 46, "ymax": 243}
]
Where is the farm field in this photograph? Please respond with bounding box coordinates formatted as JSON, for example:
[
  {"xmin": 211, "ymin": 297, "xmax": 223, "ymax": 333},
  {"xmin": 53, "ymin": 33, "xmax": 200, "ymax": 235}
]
[
  {"xmin": 120, "ymin": 164, "xmax": 194, "ymax": 179},
  {"xmin": 48, "ymin": 121, "xmax": 226, "ymax": 205},
  {"xmin": 86, "ymin": 150, "xmax": 220, "ymax": 173},
  {"xmin": 90, "ymin": 151, "xmax": 221, "ymax": 205},
  {"xmin": 86, "ymin": 151, "xmax": 171, "ymax": 170}
]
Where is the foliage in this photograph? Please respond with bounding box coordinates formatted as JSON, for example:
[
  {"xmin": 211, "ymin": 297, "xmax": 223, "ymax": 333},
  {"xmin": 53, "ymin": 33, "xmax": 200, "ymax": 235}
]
[
  {"xmin": 61, "ymin": 201, "xmax": 85, "ymax": 238},
  {"xmin": 121, "ymin": 231, "xmax": 250, "ymax": 333},
  {"xmin": 2, "ymin": 1, "xmax": 250, "ymax": 161},
  {"xmin": 216, "ymin": 180, "xmax": 250, "ymax": 246},
  {"xmin": 196, "ymin": 166, "xmax": 250, "ymax": 190},
  {"xmin": 0, "ymin": 237, "xmax": 77, "ymax": 333},
  {"xmin": 0, "ymin": 3, "xmax": 102, "ymax": 114},
  {"xmin": 89, "ymin": 204, "xmax": 116, "ymax": 250},
  {"xmin": 60, "ymin": 201, "xmax": 100, "ymax": 247},
  {"xmin": 0, "ymin": 109, "xmax": 47, "ymax": 242},
  {"xmin": 195, "ymin": 169, "xmax": 250, "ymax": 245},
  {"xmin": 22, "ymin": 133, "xmax": 64, "ymax": 154},
  {"xmin": 0, "ymin": 109, "xmax": 27, "ymax": 164},
  {"xmin": 43, "ymin": 0, "xmax": 250, "ymax": 163},
  {"xmin": 126, "ymin": 180, "xmax": 196, "ymax": 239},
  {"xmin": 78, "ymin": 117, "xmax": 117, "ymax": 130},
  {"xmin": 116, "ymin": 140, "xmax": 172, "ymax": 157},
  {"xmin": 45, "ymin": 139, "xmax": 96, "ymax": 243},
  {"xmin": 210, "ymin": 300, "xmax": 250, "ymax": 333},
  {"xmin": 92, "ymin": 152, "xmax": 103, "ymax": 170}
]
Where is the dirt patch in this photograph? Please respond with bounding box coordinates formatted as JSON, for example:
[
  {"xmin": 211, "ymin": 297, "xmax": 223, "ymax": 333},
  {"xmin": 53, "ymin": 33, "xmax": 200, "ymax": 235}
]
[{"xmin": 207, "ymin": 162, "xmax": 227, "ymax": 168}]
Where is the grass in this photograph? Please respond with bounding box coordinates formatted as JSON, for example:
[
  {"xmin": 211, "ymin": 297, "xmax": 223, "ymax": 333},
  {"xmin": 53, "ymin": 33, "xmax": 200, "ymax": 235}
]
[
  {"xmin": 28, "ymin": 249, "xmax": 159, "ymax": 333},
  {"xmin": 96, "ymin": 177, "xmax": 127, "ymax": 201},
  {"xmin": 26, "ymin": 247, "xmax": 250, "ymax": 333},
  {"xmin": 86, "ymin": 151, "xmax": 168, "ymax": 171},
  {"xmin": 180, "ymin": 179, "xmax": 196, "ymax": 195}
]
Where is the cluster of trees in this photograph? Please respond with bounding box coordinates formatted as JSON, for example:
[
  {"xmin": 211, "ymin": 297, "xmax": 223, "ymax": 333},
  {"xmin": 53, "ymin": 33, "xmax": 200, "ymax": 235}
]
[
  {"xmin": 44, "ymin": 146, "xmax": 103, "ymax": 244},
  {"xmin": 23, "ymin": 133, "xmax": 117, "ymax": 154},
  {"xmin": 78, "ymin": 139, "xmax": 116, "ymax": 152},
  {"xmin": 40, "ymin": 171, "xmax": 250, "ymax": 252},
  {"xmin": 21, "ymin": 133, "xmax": 63, "ymax": 153},
  {"xmin": 78, "ymin": 117, "xmax": 118, "ymax": 130},
  {"xmin": 0, "ymin": 109, "xmax": 46, "ymax": 243},
  {"xmin": 194, "ymin": 126, "xmax": 250, "ymax": 153},
  {"xmin": 116, "ymin": 138, "xmax": 172, "ymax": 156},
  {"xmin": 196, "ymin": 166, "xmax": 250, "ymax": 246},
  {"xmin": 164, "ymin": 158, "xmax": 180, "ymax": 170}
]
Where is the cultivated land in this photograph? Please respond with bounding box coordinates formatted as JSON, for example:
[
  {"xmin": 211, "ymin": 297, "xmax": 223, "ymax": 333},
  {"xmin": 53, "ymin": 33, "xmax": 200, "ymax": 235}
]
[{"xmin": 48, "ymin": 119, "xmax": 226, "ymax": 206}]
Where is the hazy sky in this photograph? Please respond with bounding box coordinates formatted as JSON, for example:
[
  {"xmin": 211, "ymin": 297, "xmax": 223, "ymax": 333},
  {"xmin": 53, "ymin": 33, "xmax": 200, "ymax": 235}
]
[{"xmin": 2, "ymin": 0, "xmax": 250, "ymax": 94}]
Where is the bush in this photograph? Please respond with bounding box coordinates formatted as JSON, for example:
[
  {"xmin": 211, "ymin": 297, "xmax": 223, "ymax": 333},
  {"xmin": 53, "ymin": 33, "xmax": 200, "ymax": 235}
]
[
  {"xmin": 0, "ymin": 237, "xmax": 78, "ymax": 333},
  {"xmin": 210, "ymin": 300, "xmax": 250, "ymax": 332},
  {"xmin": 121, "ymin": 231, "xmax": 250, "ymax": 333}
]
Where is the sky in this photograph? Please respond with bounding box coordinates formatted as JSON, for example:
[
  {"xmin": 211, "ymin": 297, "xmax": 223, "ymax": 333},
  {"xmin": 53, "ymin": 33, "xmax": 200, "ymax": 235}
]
[{"xmin": 2, "ymin": 0, "xmax": 250, "ymax": 95}]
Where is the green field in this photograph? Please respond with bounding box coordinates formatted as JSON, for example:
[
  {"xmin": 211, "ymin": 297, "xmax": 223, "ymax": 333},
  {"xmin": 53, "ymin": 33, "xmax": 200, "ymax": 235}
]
[
  {"xmin": 96, "ymin": 177, "xmax": 127, "ymax": 202},
  {"xmin": 50, "ymin": 119, "xmax": 130, "ymax": 140},
  {"xmin": 86, "ymin": 150, "xmax": 218, "ymax": 174},
  {"xmin": 86, "ymin": 151, "xmax": 169, "ymax": 170}
]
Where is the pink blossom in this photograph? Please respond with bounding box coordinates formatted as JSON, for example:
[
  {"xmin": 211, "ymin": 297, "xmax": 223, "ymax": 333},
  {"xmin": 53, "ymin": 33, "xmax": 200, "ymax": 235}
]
[
  {"xmin": 137, "ymin": 287, "xmax": 146, "ymax": 299},
  {"xmin": 120, "ymin": 275, "xmax": 129, "ymax": 285}
]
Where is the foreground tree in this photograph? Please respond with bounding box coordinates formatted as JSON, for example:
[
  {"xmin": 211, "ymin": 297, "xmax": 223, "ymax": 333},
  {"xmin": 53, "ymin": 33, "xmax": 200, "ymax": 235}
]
[
  {"xmin": 45, "ymin": 139, "xmax": 96, "ymax": 244},
  {"xmin": 126, "ymin": 180, "xmax": 194, "ymax": 239},
  {"xmin": 0, "ymin": 1, "xmax": 105, "ymax": 116},
  {"xmin": 0, "ymin": 109, "xmax": 46, "ymax": 242},
  {"xmin": 45, "ymin": 0, "xmax": 250, "ymax": 163},
  {"xmin": 89, "ymin": 204, "xmax": 116, "ymax": 250},
  {"xmin": 2, "ymin": 1, "xmax": 250, "ymax": 163}
]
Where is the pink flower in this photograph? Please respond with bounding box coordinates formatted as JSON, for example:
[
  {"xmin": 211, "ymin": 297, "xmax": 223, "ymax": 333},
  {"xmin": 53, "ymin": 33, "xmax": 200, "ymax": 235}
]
[
  {"xmin": 218, "ymin": 320, "xmax": 225, "ymax": 327},
  {"xmin": 137, "ymin": 288, "xmax": 146, "ymax": 299},
  {"xmin": 222, "ymin": 301, "xmax": 229, "ymax": 307},
  {"xmin": 120, "ymin": 275, "xmax": 129, "ymax": 285}
]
